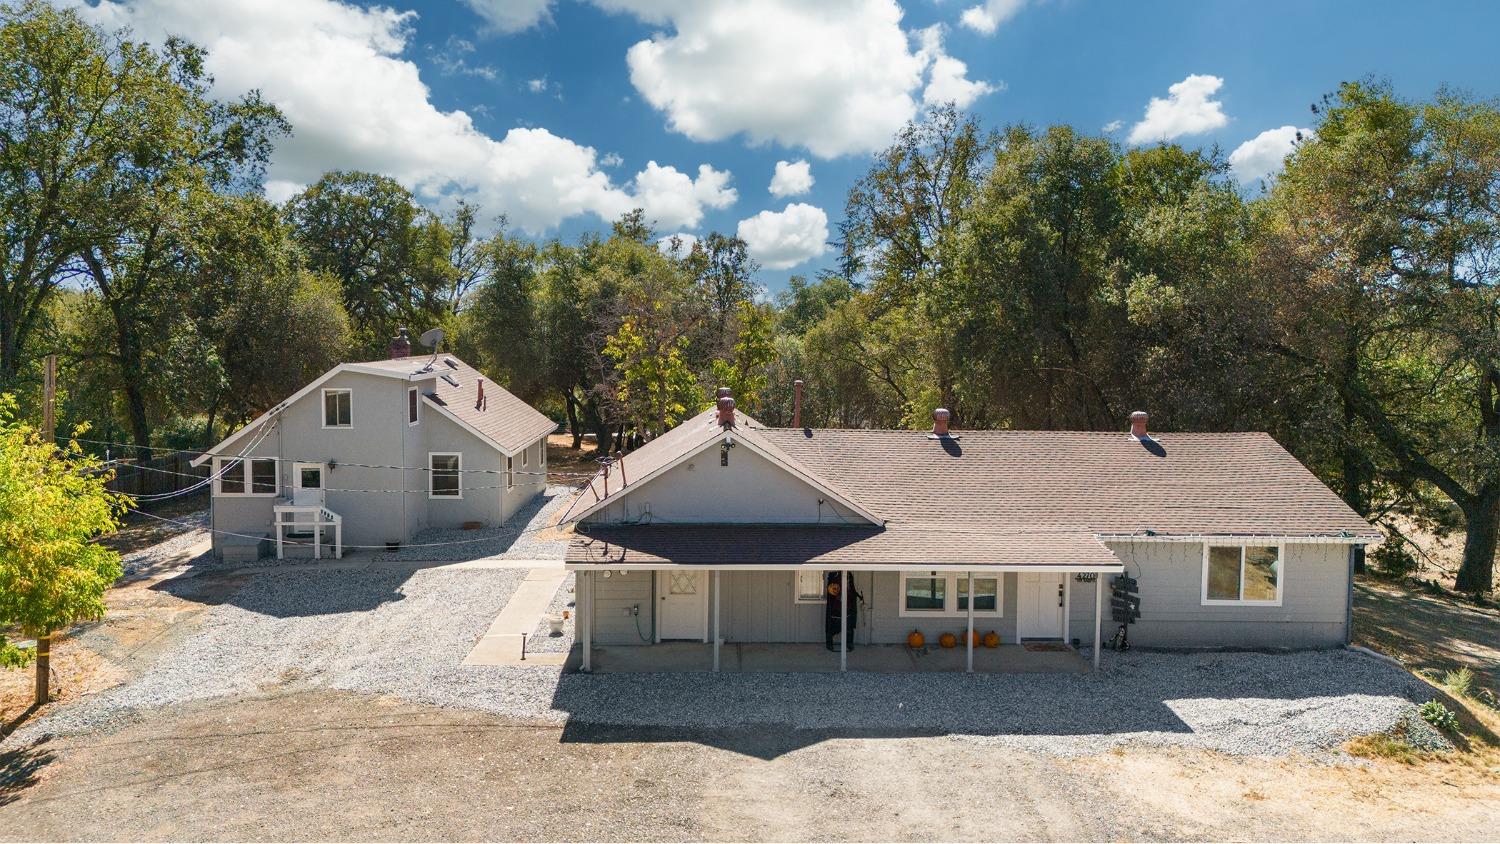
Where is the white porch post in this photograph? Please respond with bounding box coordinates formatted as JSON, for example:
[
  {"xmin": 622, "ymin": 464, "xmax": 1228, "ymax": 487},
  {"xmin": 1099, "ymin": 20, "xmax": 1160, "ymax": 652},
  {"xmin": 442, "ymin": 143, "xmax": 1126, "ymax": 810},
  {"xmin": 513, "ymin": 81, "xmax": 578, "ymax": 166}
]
[
  {"xmin": 275, "ymin": 514, "xmax": 284, "ymax": 560},
  {"xmin": 713, "ymin": 570, "xmax": 721, "ymax": 672},
  {"xmin": 335, "ymin": 518, "xmax": 342, "ymax": 559},
  {"xmin": 313, "ymin": 516, "xmax": 320, "ymax": 560},
  {"xmin": 1093, "ymin": 573, "xmax": 1103, "ymax": 671},
  {"xmin": 580, "ymin": 571, "xmax": 593, "ymax": 673},
  {"xmin": 840, "ymin": 570, "xmax": 848, "ymax": 672},
  {"xmin": 966, "ymin": 571, "xmax": 974, "ymax": 673}
]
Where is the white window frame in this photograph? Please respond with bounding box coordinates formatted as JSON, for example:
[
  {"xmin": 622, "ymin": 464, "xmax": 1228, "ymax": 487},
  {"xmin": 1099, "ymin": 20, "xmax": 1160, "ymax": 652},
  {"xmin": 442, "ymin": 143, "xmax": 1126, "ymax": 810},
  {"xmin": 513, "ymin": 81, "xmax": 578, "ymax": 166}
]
[
  {"xmin": 321, "ymin": 388, "xmax": 353, "ymax": 429},
  {"xmin": 897, "ymin": 571, "xmax": 1003, "ymax": 618},
  {"xmin": 407, "ymin": 387, "xmax": 419, "ymax": 426},
  {"xmin": 1200, "ymin": 542, "xmax": 1285, "ymax": 607},
  {"xmin": 428, "ymin": 452, "xmax": 462, "ymax": 499},
  {"xmin": 212, "ymin": 456, "xmax": 279, "ymax": 497},
  {"xmin": 506, "ymin": 455, "xmax": 514, "ymax": 489},
  {"xmin": 794, "ymin": 569, "xmax": 826, "ymax": 604},
  {"xmin": 522, "ymin": 443, "xmax": 529, "ymax": 467}
]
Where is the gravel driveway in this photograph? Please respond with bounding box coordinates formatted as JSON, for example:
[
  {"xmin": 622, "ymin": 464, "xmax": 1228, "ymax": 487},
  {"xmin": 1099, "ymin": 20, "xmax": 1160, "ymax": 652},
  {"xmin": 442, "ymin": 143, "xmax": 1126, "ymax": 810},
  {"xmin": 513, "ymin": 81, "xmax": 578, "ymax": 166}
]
[{"xmin": 15, "ymin": 559, "xmax": 1431, "ymax": 759}]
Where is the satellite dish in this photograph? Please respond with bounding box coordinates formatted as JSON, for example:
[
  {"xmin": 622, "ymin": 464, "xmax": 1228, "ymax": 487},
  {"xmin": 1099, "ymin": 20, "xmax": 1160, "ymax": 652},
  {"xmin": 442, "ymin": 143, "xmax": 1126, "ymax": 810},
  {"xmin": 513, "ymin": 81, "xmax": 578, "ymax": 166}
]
[{"xmin": 419, "ymin": 327, "xmax": 445, "ymax": 352}]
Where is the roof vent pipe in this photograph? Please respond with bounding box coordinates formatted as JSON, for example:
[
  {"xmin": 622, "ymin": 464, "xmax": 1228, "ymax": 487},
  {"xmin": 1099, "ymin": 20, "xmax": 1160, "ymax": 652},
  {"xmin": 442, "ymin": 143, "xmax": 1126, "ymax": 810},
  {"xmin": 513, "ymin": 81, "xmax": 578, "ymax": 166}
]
[
  {"xmin": 717, "ymin": 396, "xmax": 736, "ymax": 428},
  {"xmin": 477, "ymin": 378, "xmax": 486, "ymax": 411},
  {"xmin": 932, "ymin": 408, "xmax": 951, "ymax": 437},
  {"xmin": 389, "ymin": 327, "xmax": 412, "ymax": 359},
  {"xmin": 1129, "ymin": 410, "xmax": 1149, "ymax": 439},
  {"xmin": 793, "ymin": 379, "xmax": 804, "ymax": 428}
]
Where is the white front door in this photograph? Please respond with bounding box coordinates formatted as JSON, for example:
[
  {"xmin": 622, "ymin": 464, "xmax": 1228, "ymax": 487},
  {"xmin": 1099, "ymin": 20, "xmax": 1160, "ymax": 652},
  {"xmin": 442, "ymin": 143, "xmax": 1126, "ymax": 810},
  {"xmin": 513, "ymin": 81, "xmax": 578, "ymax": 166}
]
[
  {"xmin": 1018, "ymin": 572, "xmax": 1066, "ymax": 639},
  {"xmin": 292, "ymin": 462, "xmax": 325, "ymax": 508},
  {"xmin": 656, "ymin": 570, "xmax": 708, "ymax": 641}
]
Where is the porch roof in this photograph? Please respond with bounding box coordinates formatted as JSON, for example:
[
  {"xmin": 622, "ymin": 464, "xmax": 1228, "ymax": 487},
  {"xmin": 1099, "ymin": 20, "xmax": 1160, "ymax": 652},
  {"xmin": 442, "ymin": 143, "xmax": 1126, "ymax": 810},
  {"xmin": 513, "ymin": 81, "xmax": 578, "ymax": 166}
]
[{"xmin": 566, "ymin": 524, "xmax": 1124, "ymax": 570}]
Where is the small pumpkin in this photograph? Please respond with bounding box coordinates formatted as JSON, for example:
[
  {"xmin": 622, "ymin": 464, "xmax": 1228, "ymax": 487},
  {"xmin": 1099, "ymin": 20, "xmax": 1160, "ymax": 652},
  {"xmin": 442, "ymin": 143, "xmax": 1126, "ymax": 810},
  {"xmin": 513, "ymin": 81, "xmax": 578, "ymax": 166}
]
[
  {"xmin": 983, "ymin": 631, "xmax": 1000, "ymax": 648},
  {"xmin": 907, "ymin": 630, "xmax": 925, "ymax": 649},
  {"xmin": 938, "ymin": 632, "xmax": 957, "ymax": 649}
]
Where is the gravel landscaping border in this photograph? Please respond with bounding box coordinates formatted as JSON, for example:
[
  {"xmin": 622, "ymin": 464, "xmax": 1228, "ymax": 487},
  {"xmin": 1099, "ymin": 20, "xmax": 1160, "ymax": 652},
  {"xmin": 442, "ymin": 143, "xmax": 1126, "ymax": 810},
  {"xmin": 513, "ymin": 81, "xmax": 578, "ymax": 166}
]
[
  {"xmin": 370, "ymin": 485, "xmax": 577, "ymax": 563},
  {"xmin": 527, "ymin": 572, "xmax": 576, "ymax": 653}
]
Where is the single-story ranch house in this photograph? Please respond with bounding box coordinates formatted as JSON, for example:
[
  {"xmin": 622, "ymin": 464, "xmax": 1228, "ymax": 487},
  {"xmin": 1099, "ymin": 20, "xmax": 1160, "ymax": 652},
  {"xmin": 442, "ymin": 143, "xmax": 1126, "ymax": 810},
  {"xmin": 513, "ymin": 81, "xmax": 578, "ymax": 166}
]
[
  {"xmin": 194, "ymin": 331, "xmax": 555, "ymax": 561},
  {"xmin": 565, "ymin": 390, "xmax": 1380, "ymax": 672}
]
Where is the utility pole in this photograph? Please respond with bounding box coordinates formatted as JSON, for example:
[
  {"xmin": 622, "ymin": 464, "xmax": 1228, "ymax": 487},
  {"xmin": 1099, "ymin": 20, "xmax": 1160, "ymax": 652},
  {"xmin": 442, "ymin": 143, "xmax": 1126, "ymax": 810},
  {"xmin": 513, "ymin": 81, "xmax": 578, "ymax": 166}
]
[{"xmin": 36, "ymin": 353, "xmax": 56, "ymax": 705}]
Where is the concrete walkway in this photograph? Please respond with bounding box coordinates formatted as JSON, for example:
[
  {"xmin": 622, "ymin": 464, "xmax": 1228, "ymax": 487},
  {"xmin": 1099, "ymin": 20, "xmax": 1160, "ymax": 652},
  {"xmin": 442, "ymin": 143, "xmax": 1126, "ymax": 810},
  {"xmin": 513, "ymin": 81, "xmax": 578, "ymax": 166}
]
[{"xmin": 462, "ymin": 567, "xmax": 570, "ymax": 667}]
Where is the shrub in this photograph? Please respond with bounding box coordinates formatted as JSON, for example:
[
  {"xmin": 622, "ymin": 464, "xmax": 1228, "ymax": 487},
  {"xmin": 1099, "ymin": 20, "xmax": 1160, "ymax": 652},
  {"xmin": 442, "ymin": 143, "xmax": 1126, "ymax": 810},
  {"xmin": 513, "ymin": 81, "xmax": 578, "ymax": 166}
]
[
  {"xmin": 1443, "ymin": 667, "xmax": 1475, "ymax": 699},
  {"xmin": 1418, "ymin": 699, "xmax": 1459, "ymax": 733},
  {"xmin": 1369, "ymin": 542, "xmax": 1419, "ymax": 578}
]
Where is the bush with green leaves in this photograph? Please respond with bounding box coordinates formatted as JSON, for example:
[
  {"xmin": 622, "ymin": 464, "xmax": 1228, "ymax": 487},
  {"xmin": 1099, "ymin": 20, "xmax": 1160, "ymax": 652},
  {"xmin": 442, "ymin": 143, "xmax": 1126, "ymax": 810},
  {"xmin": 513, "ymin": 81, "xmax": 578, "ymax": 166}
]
[
  {"xmin": 1418, "ymin": 699, "xmax": 1459, "ymax": 733},
  {"xmin": 1369, "ymin": 542, "xmax": 1420, "ymax": 579},
  {"xmin": 1443, "ymin": 667, "xmax": 1475, "ymax": 699}
]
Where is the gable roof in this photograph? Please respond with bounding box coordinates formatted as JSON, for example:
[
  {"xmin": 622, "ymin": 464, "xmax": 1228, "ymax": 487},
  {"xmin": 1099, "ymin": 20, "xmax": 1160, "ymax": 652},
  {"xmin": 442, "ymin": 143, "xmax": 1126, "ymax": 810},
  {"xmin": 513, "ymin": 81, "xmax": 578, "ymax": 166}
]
[
  {"xmin": 564, "ymin": 407, "xmax": 882, "ymax": 525},
  {"xmin": 567, "ymin": 416, "xmax": 1380, "ymax": 568},
  {"xmin": 192, "ymin": 354, "xmax": 554, "ymax": 466}
]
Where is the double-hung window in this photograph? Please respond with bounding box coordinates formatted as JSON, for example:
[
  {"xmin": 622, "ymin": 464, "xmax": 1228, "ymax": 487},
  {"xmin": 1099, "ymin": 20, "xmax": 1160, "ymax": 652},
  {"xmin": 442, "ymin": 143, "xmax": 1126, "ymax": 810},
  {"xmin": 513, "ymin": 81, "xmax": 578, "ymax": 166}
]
[
  {"xmin": 429, "ymin": 453, "xmax": 461, "ymax": 498},
  {"xmin": 1201, "ymin": 544, "xmax": 1282, "ymax": 605},
  {"xmin": 212, "ymin": 457, "xmax": 278, "ymax": 496},
  {"xmin": 322, "ymin": 388, "xmax": 352, "ymax": 428},
  {"xmin": 899, "ymin": 572, "xmax": 1002, "ymax": 617}
]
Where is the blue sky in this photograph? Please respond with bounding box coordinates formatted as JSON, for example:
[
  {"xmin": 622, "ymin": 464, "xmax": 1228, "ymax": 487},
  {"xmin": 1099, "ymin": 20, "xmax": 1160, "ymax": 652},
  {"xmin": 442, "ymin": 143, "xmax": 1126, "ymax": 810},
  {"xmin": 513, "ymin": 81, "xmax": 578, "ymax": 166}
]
[{"xmin": 74, "ymin": 0, "xmax": 1500, "ymax": 292}]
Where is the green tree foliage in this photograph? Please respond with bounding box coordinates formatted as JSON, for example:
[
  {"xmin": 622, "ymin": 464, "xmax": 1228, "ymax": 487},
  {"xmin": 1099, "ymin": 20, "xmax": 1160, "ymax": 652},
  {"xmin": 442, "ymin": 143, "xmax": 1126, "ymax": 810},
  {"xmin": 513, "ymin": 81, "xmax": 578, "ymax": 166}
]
[{"xmin": 0, "ymin": 395, "xmax": 127, "ymax": 672}]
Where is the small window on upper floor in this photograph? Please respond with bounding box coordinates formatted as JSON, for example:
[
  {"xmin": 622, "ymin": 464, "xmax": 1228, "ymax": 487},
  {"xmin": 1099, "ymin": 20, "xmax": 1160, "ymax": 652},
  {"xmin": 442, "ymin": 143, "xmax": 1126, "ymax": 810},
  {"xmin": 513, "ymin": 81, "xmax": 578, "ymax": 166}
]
[
  {"xmin": 407, "ymin": 387, "xmax": 419, "ymax": 425},
  {"xmin": 506, "ymin": 455, "xmax": 514, "ymax": 489},
  {"xmin": 322, "ymin": 388, "xmax": 352, "ymax": 428}
]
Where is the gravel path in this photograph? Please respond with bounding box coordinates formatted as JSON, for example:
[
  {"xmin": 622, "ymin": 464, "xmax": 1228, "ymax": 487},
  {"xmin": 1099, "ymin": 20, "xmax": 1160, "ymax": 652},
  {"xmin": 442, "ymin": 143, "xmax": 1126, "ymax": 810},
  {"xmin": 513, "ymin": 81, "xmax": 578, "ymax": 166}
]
[
  {"xmin": 526, "ymin": 571, "xmax": 575, "ymax": 653},
  {"xmin": 119, "ymin": 509, "xmax": 211, "ymax": 577},
  {"xmin": 15, "ymin": 561, "xmax": 1431, "ymax": 759},
  {"xmin": 370, "ymin": 485, "xmax": 578, "ymax": 563}
]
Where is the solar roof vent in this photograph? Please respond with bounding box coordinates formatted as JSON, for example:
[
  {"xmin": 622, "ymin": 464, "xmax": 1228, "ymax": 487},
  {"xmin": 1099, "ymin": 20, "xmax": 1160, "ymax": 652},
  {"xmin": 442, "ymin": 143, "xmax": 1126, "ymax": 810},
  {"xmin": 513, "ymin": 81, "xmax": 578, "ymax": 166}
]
[
  {"xmin": 444, "ymin": 357, "xmax": 459, "ymax": 370},
  {"xmin": 441, "ymin": 373, "xmax": 459, "ymax": 387}
]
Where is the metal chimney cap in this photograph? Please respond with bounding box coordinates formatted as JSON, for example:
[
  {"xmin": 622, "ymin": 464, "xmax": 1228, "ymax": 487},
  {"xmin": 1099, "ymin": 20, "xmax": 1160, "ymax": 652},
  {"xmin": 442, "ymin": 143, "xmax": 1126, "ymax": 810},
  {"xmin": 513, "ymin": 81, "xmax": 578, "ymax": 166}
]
[
  {"xmin": 932, "ymin": 408, "xmax": 951, "ymax": 421},
  {"xmin": 716, "ymin": 386, "xmax": 732, "ymax": 399}
]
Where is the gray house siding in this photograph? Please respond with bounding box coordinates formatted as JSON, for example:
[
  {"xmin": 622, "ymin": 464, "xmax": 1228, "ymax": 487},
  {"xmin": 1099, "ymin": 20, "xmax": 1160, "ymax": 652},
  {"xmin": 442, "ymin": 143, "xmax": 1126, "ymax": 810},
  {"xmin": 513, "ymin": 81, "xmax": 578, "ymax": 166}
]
[
  {"xmin": 1063, "ymin": 541, "xmax": 1352, "ymax": 648},
  {"xmin": 591, "ymin": 570, "xmax": 655, "ymax": 645},
  {"xmin": 210, "ymin": 368, "xmax": 548, "ymax": 558}
]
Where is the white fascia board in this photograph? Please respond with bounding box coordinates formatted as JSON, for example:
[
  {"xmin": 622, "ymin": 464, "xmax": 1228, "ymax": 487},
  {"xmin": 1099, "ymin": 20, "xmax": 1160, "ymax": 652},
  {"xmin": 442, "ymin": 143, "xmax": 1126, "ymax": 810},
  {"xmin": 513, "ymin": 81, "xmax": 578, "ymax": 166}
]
[
  {"xmin": 565, "ymin": 562, "xmax": 1126, "ymax": 573},
  {"xmin": 568, "ymin": 429, "xmax": 883, "ymax": 526},
  {"xmin": 1096, "ymin": 533, "xmax": 1380, "ymax": 545}
]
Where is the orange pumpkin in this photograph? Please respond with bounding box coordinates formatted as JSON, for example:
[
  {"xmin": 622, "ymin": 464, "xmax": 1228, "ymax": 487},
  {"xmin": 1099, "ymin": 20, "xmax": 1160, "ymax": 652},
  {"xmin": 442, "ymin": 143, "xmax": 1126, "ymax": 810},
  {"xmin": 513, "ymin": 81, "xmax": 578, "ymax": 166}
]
[
  {"xmin": 965, "ymin": 630, "xmax": 980, "ymax": 648},
  {"xmin": 938, "ymin": 632, "xmax": 957, "ymax": 649},
  {"xmin": 983, "ymin": 631, "xmax": 1000, "ymax": 648},
  {"xmin": 907, "ymin": 630, "xmax": 925, "ymax": 649}
]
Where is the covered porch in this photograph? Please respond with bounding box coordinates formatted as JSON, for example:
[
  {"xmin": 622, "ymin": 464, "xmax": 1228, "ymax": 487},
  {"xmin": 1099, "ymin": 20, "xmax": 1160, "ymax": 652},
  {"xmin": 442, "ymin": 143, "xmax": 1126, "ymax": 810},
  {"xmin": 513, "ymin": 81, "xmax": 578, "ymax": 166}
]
[{"xmin": 571, "ymin": 640, "xmax": 1090, "ymax": 674}]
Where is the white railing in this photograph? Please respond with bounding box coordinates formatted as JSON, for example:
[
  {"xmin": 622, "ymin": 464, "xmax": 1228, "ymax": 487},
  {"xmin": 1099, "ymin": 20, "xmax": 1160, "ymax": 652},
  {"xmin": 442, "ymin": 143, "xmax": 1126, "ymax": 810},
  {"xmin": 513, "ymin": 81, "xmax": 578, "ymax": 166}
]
[{"xmin": 273, "ymin": 501, "xmax": 343, "ymax": 560}]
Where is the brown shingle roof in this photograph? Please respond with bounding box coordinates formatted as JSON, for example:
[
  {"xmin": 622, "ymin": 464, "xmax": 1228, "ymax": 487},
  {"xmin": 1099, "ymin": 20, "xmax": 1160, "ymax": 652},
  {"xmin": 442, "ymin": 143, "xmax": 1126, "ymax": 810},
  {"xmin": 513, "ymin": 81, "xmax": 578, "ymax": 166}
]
[
  {"xmin": 354, "ymin": 356, "xmax": 556, "ymax": 454},
  {"xmin": 568, "ymin": 525, "xmax": 1123, "ymax": 568},
  {"xmin": 566, "ymin": 410, "xmax": 1378, "ymax": 568}
]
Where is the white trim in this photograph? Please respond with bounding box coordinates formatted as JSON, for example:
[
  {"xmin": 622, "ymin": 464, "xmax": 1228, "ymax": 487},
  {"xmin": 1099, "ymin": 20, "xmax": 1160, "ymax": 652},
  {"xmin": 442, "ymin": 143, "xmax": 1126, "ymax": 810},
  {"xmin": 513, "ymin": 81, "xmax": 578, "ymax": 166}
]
[
  {"xmin": 506, "ymin": 455, "xmax": 514, "ymax": 489},
  {"xmin": 290, "ymin": 462, "xmax": 326, "ymax": 508},
  {"xmin": 420, "ymin": 394, "xmax": 524, "ymax": 458},
  {"xmin": 522, "ymin": 443, "xmax": 528, "ymax": 467},
  {"xmin": 570, "ymin": 429, "xmax": 884, "ymax": 526},
  {"xmin": 428, "ymin": 452, "xmax": 463, "ymax": 499},
  {"xmin": 655, "ymin": 570, "xmax": 710, "ymax": 642},
  {"xmin": 896, "ymin": 570, "xmax": 1003, "ymax": 618},
  {"xmin": 1016, "ymin": 571, "xmax": 1066, "ymax": 639},
  {"xmin": 320, "ymin": 388, "xmax": 352, "ymax": 429},
  {"xmin": 1099, "ymin": 533, "xmax": 1378, "ymax": 545},
  {"xmin": 407, "ymin": 386, "xmax": 420, "ymax": 426},
  {"xmin": 194, "ymin": 365, "xmax": 360, "ymax": 465},
  {"xmin": 1200, "ymin": 542, "xmax": 1285, "ymax": 606},
  {"xmin": 567, "ymin": 562, "xmax": 1125, "ymax": 573},
  {"xmin": 212, "ymin": 456, "xmax": 279, "ymax": 497}
]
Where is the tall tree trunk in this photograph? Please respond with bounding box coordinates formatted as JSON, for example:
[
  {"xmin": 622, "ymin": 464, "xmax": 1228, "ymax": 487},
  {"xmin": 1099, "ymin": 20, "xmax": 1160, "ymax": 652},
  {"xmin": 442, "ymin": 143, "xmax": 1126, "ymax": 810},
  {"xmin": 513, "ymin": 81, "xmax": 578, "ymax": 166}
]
[
  {"xmin": 563, "ymin": 389, "xmax": 582, "ymax": 450},
  {"xmin": 1456, "ymin": 488, "xmax": 1499, "ymax": 594}
]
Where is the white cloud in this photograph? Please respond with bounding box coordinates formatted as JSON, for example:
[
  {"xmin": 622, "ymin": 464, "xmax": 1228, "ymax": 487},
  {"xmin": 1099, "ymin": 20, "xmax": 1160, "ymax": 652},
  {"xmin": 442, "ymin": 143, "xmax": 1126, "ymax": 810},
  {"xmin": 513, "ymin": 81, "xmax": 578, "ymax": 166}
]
[
  {"xmin": 631, "ymin": 162, "xmax": 738, "ymax": 229},
  {"xmin": 460, "ymin": 0, "xmax": 554, "ymax": 33},
  {"xmin": 1228, "ymin": 125, "xmax": 1309, "ymax": 185},
  {"xmin": 769, "ymin": 160, "xmax": 814, "ymax": 197},
  {"xmin": 1126, "ymin": 74, "xmax": 1229, "ymax": 145},
  {"xmin": 264, "ymin": 179, "xmax": 306, "ymax": 204},
  {"xmin": 1101, "ymin": 119, "xmax": 1122, "ymax": 133},
  {"xmin": 601, "ymin": 0, "xmax": 995, "ymax": 158},
  {"xmin": 960, "ymin": 0, "xmax": 1028, "ymax": 34},
  {"xmin": 65, "ymin": 0, "xmax": 735, "ymax": 235},
  {"xmin": 527, "ymin": 77, "xmax": 548, "ymax": 93},
  {"xmin": 736, "ymin": 203, "xmax": 829, "ymax": 270},
  {"xmin": 916, "ymin": 25, "xmax": 997, "ymax": 108},
  {"xmin": 600, "ymin": 152, "xmax": 625, "ymax": 168}
]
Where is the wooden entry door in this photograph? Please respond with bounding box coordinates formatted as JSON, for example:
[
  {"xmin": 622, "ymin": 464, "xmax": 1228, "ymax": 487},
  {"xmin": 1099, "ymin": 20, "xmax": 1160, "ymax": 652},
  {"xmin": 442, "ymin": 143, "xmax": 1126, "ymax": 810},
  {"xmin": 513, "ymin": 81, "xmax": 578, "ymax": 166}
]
[
  {"xmin": 1018, "ymin": 572, "xmax": 1066, "ymax": 639},
  {"xmin": 656, "ymin": 570, "xmax": 708, "ymax": 641}
]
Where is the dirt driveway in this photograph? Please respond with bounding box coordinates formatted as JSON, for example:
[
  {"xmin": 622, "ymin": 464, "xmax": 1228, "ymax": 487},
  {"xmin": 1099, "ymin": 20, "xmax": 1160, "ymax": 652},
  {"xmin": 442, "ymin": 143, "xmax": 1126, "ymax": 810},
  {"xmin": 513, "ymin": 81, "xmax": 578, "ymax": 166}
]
[{"xmin": 2, "ymin": 688, "xmax": 1497, "ymax": 842}]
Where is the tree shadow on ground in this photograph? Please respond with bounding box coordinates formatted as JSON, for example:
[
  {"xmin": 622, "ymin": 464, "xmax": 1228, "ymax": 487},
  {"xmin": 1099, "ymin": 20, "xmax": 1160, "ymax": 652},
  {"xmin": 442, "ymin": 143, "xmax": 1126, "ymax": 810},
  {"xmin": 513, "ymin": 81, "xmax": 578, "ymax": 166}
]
[{"xmin": 0, "ymin": 735, "xmax": 55, "ymax": 806}]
